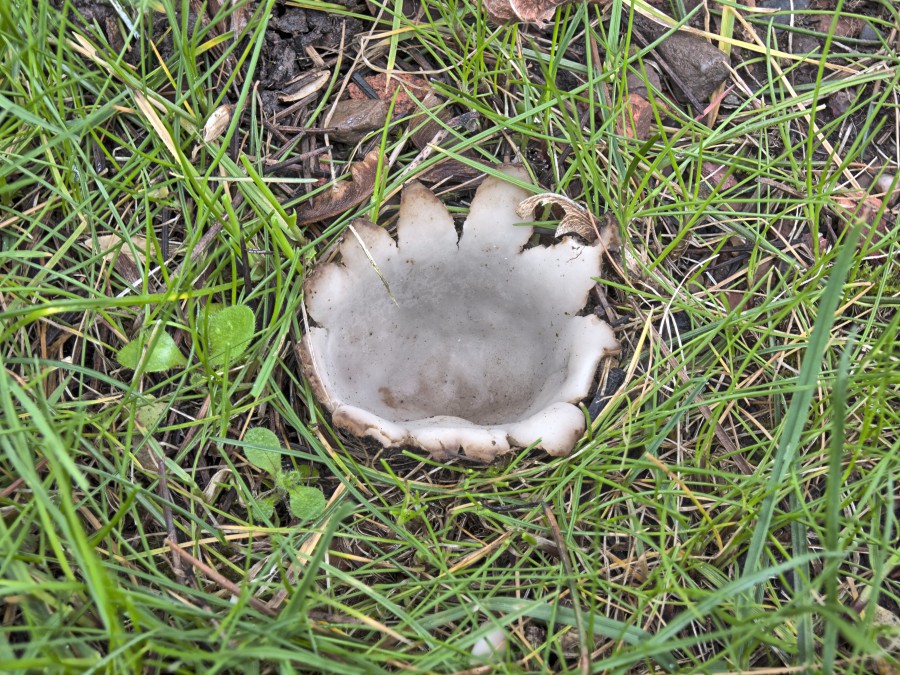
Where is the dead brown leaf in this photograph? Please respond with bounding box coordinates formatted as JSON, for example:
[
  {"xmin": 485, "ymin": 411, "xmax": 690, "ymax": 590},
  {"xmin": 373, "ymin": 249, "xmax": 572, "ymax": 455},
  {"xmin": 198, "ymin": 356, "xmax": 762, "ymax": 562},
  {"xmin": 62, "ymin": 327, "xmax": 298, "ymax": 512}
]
[
  {"xmin": 347, "ymin": 73, "xmax": 431, "ymax": 115},
  {"xmin": 700, "ymin": 161, "xmax": 740, "ymax": 204},
  {"xmin": 202, "ymin": 104, "xmax": 235, "ymax": 143},
  {"xmin": 417, "ymin": 160, "xmax": 485, "ymax": 185},
  {"xmin": 724, "ymin": 291, "xmax": 745, "ymax": 311},
  {"xmin": 482, "ymin": 0, "xmax": 581, "ymax": 25},
  {"xmin": 833, "ymin": 191, "xmax": 893, "ymax": 244},
  {"xmin": 517, "ymin": 193, "xmax": 597, "ymax": 240},
  {"xmin": 81, "ymin": 234, "xmax": 149, "ymax": 283},
  {"xmin": 408, "ymin": 92, "xmax": 451, "ymax": 150},
  {"xmin": 700, "ymin": 162, "xmax": 737, "ymax": 191},
  {"xmin": 697, "ymin": 161, "xmax": 745, "ymax": 214},
  {"xmin": 827, "ymin": 89, "xmax": 855, "ymax": 117},
  {"xmin": 819, "ymin": 13, "xmax": 862, "ymax": 39},
  {"xmin": 329, "ymin": 99, "xmax": 390, "ymax": 144},
  {"xmin": 296, "ymin": 150, "xmax": 381, "ymax": 225},
  {"xmin": 517, "ymin": 194, "xmax": 621, "ymax": 251},
  {"xmin": 617, "ymin": 93, "xmax": 655, "ymax": 140}
]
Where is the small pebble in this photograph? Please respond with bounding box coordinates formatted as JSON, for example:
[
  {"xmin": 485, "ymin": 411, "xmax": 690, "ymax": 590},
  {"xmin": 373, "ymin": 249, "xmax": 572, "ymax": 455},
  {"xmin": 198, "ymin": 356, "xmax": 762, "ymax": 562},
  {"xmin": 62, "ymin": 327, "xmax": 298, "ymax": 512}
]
[
  {"xmin": 758, "ymin": 0, "xmax": 810, "ymax": 27},
  {"xmin": 860, "ymin": 22, "xmax": 881, "ymax": 43}
]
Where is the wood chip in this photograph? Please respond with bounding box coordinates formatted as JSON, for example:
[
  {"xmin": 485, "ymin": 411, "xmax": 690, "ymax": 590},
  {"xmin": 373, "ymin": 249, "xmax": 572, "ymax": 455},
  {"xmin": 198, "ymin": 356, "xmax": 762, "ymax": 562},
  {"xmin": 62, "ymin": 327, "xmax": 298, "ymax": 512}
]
[
  {"xmin": 202, "ymin": 104, "xmax": 235, "ymax": 143},
  {"xmin": 279, "ymin": 69, "xmax": 329, "ymax": 103}
]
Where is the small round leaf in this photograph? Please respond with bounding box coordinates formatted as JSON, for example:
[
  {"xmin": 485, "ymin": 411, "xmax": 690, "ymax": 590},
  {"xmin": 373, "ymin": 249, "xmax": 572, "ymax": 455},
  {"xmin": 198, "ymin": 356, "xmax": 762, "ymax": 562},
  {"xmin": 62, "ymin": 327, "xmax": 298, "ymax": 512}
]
[
  {"xmin": 204, "ymin": 304, "xmax": 255, "ymax": 366},
  {"xmin": 117, "ymin": 331, "xmax": 186, "ymax": 372},
  {"xmin": 243, "ymin": 427, "xmax": 282, "ymax": 476},
  {"xmin": 287, "ymin": 484, "xmax": 326, "ymax": 521}
]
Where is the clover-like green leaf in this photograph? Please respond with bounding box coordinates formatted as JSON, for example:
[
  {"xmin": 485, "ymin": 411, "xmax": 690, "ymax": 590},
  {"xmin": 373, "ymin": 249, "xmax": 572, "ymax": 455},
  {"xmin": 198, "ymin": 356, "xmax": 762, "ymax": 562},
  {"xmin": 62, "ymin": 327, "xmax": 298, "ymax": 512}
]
[
  {"xmin": 279, "ymin": 470, "xmax": 325, "ymax": 520},
  {"xmin": 287, "ymin": 484, "xmax": 326, "ymax": 521},
  {"xmin": 242, "ymin": 427, "xmax": 282, "ymax": 476},
  {"xmin": 203, "ymin": 304, "xmax": 255, "ymax": 367},
  {"xmin": 117, "ymin": 330, "xmax": 186, "ymax": 372}
]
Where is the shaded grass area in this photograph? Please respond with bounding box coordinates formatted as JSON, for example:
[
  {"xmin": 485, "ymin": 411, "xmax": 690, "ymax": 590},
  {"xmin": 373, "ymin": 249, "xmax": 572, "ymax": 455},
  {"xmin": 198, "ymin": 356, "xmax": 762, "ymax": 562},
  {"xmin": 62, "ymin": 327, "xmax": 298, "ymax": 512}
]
[{"xmin": 1, "ymin": 0, "xmax": 899, "ymax": 672}]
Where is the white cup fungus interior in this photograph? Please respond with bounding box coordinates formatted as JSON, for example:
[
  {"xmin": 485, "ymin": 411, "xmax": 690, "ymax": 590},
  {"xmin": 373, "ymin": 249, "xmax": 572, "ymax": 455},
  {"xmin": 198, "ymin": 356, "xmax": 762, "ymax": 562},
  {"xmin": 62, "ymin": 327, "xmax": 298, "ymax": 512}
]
[
  {"xmin": 301, "ymin": 165, "xmax": 619, "ymax": 460},
  {"xmin": 325, "ymin": 258, "xmax": 570, "ymax": 424}
]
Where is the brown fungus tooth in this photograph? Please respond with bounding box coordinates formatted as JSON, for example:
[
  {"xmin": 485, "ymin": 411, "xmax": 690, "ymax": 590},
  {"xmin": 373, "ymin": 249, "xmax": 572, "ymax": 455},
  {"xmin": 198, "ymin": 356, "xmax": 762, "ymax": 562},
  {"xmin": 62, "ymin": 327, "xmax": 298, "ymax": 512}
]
[{"xmin": 300, "ymin": 165, "xmax": 620, "ymax": 462}]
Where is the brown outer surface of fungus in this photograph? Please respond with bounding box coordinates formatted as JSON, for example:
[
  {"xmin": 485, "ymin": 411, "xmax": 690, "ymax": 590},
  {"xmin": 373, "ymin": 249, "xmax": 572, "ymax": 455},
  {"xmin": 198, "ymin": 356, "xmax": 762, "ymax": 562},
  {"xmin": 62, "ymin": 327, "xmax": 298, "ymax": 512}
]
[{"xmin": 300, "ymin": 165, "xmax": 620, "ymax": 462}]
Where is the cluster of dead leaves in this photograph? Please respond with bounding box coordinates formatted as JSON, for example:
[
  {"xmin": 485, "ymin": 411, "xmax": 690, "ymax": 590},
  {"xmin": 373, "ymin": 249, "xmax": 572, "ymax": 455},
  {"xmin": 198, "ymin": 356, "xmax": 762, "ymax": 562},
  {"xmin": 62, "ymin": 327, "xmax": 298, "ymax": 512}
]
[
  {"xmin": 294, "ymin": 66, "xmax": 483, "ymax": 226},
  {"xmin": 289, "ymin": 0, "xmax": 899, "ymax": 263}
]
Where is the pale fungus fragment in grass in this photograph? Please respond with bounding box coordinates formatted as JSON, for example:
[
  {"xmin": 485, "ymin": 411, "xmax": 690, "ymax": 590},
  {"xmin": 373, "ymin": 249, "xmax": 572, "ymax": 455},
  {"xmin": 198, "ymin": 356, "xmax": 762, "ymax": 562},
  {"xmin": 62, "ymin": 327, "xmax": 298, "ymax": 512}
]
[{"xmin": 300, "ymin": 165, "xmax": 619, "ymax": 462}]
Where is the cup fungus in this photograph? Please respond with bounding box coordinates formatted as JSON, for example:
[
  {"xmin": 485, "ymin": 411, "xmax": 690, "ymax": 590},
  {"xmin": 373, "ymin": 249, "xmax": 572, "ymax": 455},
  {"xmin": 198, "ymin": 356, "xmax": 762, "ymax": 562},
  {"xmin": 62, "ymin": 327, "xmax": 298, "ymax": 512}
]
[{"xmin": 300, "ymin": 165, "xmax": 619, "ymax": 462}]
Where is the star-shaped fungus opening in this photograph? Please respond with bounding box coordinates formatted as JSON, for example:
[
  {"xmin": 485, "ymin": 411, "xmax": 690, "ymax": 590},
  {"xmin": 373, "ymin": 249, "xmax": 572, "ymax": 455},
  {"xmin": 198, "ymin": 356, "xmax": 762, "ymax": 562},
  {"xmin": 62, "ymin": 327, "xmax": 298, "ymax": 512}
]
[{"xmin": 300, "ymin": 165, "xmax": 619, "ymax": 462}]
